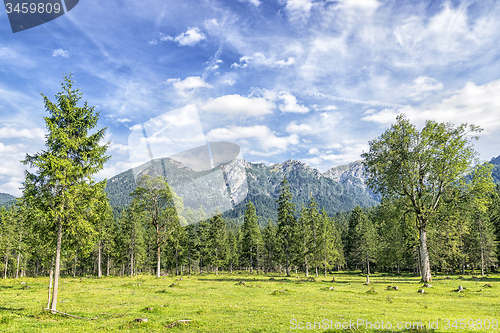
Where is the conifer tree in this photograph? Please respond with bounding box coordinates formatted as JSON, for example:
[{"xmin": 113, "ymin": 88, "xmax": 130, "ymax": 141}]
[
  {"xmin": 276, "ymin": 176, "xmax": 296, "ymax": 276},
  {"xmin": 241, "ymin": 201, "xmax": 262, "ymax": 273},
  {"xmin": 208, "ymin": 214, "xmax": 228, "ymax": 274},
  {"xmin": 131, "ymin": 175, "xmax": 181, "ymax": 277},
  {"xmin": 318, "ymin": 208, "xmax": 340, "ymax": 277},
  {"xmin": 261, "ymin": 219, "xmax": 276, "ymax": 273},
  {"xmin": 22, "ymin": 75, "xmax": 109, "ymax": 313}
]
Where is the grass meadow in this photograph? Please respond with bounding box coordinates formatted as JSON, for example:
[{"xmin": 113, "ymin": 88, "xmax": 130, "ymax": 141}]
[{"xmin": 0, "ymin": 272, "xmax": 499, "ymax": 332}]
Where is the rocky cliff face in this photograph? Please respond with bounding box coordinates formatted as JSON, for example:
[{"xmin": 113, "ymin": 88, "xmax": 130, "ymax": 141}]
[
  {"xmin": 104, "ymin": 157, "xmax": 380, "ymax": 224},
  {"xmin": 323, "ymin": 160, "xmax": 367, "ymax": 189}
]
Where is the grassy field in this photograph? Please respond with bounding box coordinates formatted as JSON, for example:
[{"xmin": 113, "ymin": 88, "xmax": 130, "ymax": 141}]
[{"xmin": 0, "ymin": 271, "xmax": 499, "ymax": 332}]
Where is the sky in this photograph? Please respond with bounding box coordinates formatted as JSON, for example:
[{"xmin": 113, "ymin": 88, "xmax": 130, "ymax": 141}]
[{"xmin": 1, "ymin": 0, "xmax": 500, "ymax": 197}]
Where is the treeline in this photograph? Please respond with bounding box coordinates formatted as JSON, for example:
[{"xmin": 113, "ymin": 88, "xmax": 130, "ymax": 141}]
[{"xmin": 1, "ymin": 177, "xmax": 499, "ymax": 279}]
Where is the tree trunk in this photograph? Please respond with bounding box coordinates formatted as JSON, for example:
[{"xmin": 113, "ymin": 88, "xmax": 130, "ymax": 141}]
[
  {"xmin": 156, "ymin": 244, "xmax": 161, "ymax": 278},
  {"xmin": 315, "ymin": 267, "xmax": 318, "ymax": 277},
  {"xmin": 305, "ymin": 256, "xmax": 309, "ymax": 277},
  {"xmin": 367, "ymin": 258, "xmax": 370, "ymax": 275},
  {"xmin": 4, "ymin": 254, "xmax": 9, "ymax": 279},
  {"xmin": 175, "ymin": 248, "xmax": 179, "ymax": 276},
  {"xmin": 106, "ymin": 255, "xmax": 110, "ymax": 277},
  {"xmin": 419, "ymin": 228, "xmax": 432, "ymax": 283},
  {"xmin": 481, "ymin": 244, "xmax": 485, "ymax": 276},
  {"xmin": 130, "ymin": 247, "xmax": 134, "ymax": 277},
  {"xmin": 285, "ymin": 250, "xmax": 290, "ymax": 277},
  {"xmin": 250, "ymin": 249, "xmax": 253, "ymax": 274},
  {"xmin": 97, "ymin": 242, "xmax": 102, "ymax": 278},
  {"xmin": 50, "ymin": 219, "xmax": 63, "ymax": 313},
  {"xmin": 15, "ymin": 252, "xmax": 20, "ymax": 279},
  {"xmin": 47, "ymin": 258, "xmax": 54, "ymax": 309}
]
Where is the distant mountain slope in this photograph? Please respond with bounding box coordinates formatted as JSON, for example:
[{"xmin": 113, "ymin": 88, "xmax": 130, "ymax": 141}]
[
  {"xmin": 0, "ymin": 193, "xmax": 16, "ymax": 208},
  {"xmin": 105, "ymin": 158, "xmax": 379, "ymax": 226},
  {"xmin": 490, "ymin": 155, "xmax": 500, "ymax": 184}
]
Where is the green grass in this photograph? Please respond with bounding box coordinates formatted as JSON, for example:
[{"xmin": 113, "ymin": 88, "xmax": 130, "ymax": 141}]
[{"xmin": 0, "ymin": 272, "xmax": 499, "ymax": 332}]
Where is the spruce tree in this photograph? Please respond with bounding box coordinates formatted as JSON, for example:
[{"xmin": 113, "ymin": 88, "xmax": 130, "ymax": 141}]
[
  {"xmin": 131, "ymin": 175, "xmax": 181, "ymax": 277},
  {"xmin": 241, "ymin": 201, "xmax": 262, "ymax": 273},
  {"xmin": 22, "ymin": 75, "xmax": 109, "ymax": 313},
  {"xmin": 261, "ymin": 219, "xmax": 276, "ymax": 273},
  {"xmin": 208, "ymin": 214, "xmax": 228, "ymax": 274},
  {"xmin": 276, "ymin": 176, "xmax": 296, "ymax": 276}
]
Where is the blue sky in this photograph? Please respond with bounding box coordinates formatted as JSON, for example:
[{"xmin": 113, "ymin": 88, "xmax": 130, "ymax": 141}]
[{"xmin": 1, "ymin": 0, "xmax": 500, "ymax": 196}]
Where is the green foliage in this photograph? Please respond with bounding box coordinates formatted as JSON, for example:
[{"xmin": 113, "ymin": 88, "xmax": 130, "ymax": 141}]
[
  {"xmin": 131, "ymin": 175, "xmax": 182, "ymax": 277},
  {"xmin": 362, "ymin": 114, "xmax": 494, "ymax": 282},
  {"xmin": 20, "ymin": 75, "xmax": 109, "ymax": 310},
  {"xmin": 240, "ymin": 201, "xmax": 262, "ymax": 270},
  {"xmin": 23, "ymin": 75, "xmax": 110, "ymax": 250},
  {"xmin": 276, "ymin": 177, "xmax": 296, "ymax": 276},
  {"xmin": 207, "ymin": 214, "xmax": 228, "ymax": 273}
]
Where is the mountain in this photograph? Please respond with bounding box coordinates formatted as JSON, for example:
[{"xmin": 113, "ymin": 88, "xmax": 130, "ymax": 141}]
[
  {"xmin": 490, "ymin": 155, "xmax": 500, "ymax": 184},
  {"xmin": 104, "ymin": 158, "xmax": 379, "ymax": 226},
  {"xmin": 0, "ymin": 193, "xmax": 16, "ymax": 208}
]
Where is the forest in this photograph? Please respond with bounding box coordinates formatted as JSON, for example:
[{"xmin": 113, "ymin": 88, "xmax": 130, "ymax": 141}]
[{"xmin": 1, "ymin": 76, "xmax": 500, "ymax": 317}]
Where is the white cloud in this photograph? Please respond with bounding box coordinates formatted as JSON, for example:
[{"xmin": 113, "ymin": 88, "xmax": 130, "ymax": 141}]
[
  {"xmin": 0, "ymin": 126, "xmax": 45, "ymax": 139},
  {"xmin": 0, "ymin": 47, "xmax": 16, "ymax": 59},
  {"xmin": 52, "ymin": 49, "xmax": 69, "ymax": 58},
  {"xmin": 286, "ymin": 121, "xmax": 312, "ymax": 134},
  {"xmin": 152, "ymin": 27, "xmax": 207, "ymax": 46},
  {"xmin": 278, "ymin": 92, "xmax": 309, "ymax": 114},
  {"xmin": 231, "ymin": 52, "xmax": 296, "ymax": 68},
  {"xmin": 402, "ymin": 76, "xmax": 443, "ymax": 101},
  {"xmin": 392, "ymin": 3, "xmax": 495, "ymax": 67},
  {"xmin": 285, "ymin": 0, "xmax": 313, "ymax": 22},
  {"xmin": 362, "ymin": 79, "xmax": 500, "ymax": 133},
  {"xmin": 301, "ymin": 142, "xmax": 368, "ymax": 171},
  {"xmin": 116, "ymin": 118, "xmax": 131, "ymax": 123},
  {"xmin": 238, "ymin": 0, "xmax": 260, "ymax": 6},
  {"xmin": 207, "ymin": 125, "xmax": 299, "ymax": 153},
  {"xmin": 341, "ymin": 0, "xmax": 380, "ymax": 11},
  {"xmin": 0, "ymin": 181, "xmax": 22, "ymax": 197},
  {"xmin": 166, "ymin": 76, "xmax": 212, "ymax": 96},
  {"xmin": 202, "ymin": 94, "xmax": 275, "ymax": 117}
]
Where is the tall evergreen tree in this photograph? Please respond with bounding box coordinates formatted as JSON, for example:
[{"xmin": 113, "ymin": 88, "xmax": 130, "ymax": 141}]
[
  {"xmin": 261, "ymin": 219, "xmax": 277, "ymax": 273},
  {"xmin": 318, "ymin": 208, "xmax": 341, "ymax": 277},
  {"xmin": 0, "ymin": 206, "xmax": 14, "ymax": 279},
  {"xmin": 276, "ymin": 176, "xmax": 296, "ymax": 276},
  {"xmin": 22, "ymin": 75, "xmax": 109, "ymax": 312},
  {"xmin": 131, "ymin": 175, "xmax": 181, "ymax": 277},
  {"xmin": 208, "ymin": 214, "xmax": 228, "ymax": 274},
  {"xmin": 227, "ymin": 230, "xmax": 239, "ymax": 273},
  {"xmin": 241, "ymin": 201, "xmax": 262, "ymax": 273},
  {"xmin": 345, "ymin": 206, "xmax": 364, "ymax": 268}
]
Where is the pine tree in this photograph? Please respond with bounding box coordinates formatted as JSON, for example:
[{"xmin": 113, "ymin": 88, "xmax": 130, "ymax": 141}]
[
  {"xmin": 227, "ymin": 230, "xmax": 239, "ymax": 273},
  {"xmin": 261, "ymin": 219, "xmax": 276, "ymax": 273},
  {"xmin": 22, "ymin": 75, "xmax": 109, "ymax": 312},
  {"xmin": 345, "ymin": 206, "xmax": 364, "ymax": 268},
  {"xmin": 119, "ymin": 204, "xmax": 146, "ymax": 276},
  {"xmin": 318, "ymin": 208, "xmax": 341, "ymax": 277},
  {"xmin": 0, "ymin": 206, "xmax": 14, "ymax": 278},
  {"xmin": 241, "ymin": 201, "xmax": 262, "ymax": 273},
  {"xmin": 131, "ymin": 175, "xmax": 181, "ymax": 277},
  {"xmin": 276, "ymin": 176, "xmax": 296, "ymax": 276},
  {"xmin": 208, "ymin": 214, "xmax": 228, "ymax": 274}
]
